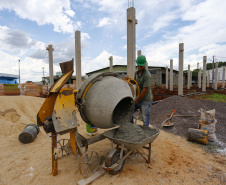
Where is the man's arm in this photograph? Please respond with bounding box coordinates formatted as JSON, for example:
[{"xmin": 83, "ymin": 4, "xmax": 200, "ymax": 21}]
[{"xmin": 135, "ymin": 87, "xmax": 148, "ymax": 104}]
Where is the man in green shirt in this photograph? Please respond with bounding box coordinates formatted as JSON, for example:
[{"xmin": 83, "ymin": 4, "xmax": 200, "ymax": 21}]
[{"xmin": 132, "ymin": 55, "xmax": 153, "ymax": 126}]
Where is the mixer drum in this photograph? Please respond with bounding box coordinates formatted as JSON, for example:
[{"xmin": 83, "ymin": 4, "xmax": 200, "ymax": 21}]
[{"xmin": 76, "ymin": 73, "xmax": 134, "ymax": 129}]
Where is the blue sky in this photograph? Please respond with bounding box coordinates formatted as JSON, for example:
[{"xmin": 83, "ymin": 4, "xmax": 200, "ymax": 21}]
[{"xmin": 0, "ymin": 0, "xmax": 226, "ymax": 83}]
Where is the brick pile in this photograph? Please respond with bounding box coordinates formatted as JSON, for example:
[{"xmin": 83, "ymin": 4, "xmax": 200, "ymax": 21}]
[
  {"xmin": 20, "ymin": 82, "xmax": 40, "ymax": 97},
  {"xmin": 0, "ymin": 83, "xmax": 4, "ymax": 96},
  {"xmin": 25, "ymin": 85, "xmax": 40, "ymax": 96},
  {"xmin": 42, "ymin": 85, "xmax": 49, "ymax": 96},
  {"xmin": 62, "ymin": 84, "xmax": 76, "ymax": 90}
]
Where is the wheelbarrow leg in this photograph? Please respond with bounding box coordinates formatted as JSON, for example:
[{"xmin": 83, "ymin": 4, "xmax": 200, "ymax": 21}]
[{"xmin": 148, "ymin": 143, "xmax": 151, "ymax": 162}]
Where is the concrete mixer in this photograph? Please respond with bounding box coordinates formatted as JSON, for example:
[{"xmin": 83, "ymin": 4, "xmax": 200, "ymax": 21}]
[{"xmin": 37, "ymin": 60, "xmax": 160, "ymax": 178}]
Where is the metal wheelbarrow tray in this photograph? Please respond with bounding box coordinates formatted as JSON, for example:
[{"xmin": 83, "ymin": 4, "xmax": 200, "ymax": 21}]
[{"xmin": 103, "ymin": 125, "xmax": 160, "ymax": 151}]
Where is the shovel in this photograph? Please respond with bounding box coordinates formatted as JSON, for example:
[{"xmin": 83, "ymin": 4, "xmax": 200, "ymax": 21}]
[{"xmin": 162, "ymin": 110, "xmax": 176, "ymax": 127}]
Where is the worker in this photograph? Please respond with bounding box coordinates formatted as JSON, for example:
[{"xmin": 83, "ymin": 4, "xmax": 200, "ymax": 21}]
[{"xmin": 127, "ymin": 55, "xmax": 153, "ymax": 126}]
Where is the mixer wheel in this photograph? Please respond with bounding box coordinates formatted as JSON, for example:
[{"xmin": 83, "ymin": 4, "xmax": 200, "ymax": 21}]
[
  {"xmin": 79, "ymin": 151, "xmax": 100, "ymax": 178},
  {"xmin": 105, "ymin": 148, "xmax": 125, "ymax": 175}
]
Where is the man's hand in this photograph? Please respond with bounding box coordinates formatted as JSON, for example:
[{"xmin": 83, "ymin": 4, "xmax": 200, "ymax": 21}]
[
  {"xmin": 135, "ymin": 87, "xmax": 148, "ymax": 104},
  {"xmin": 123, "ymin": 76, "xmax": 136, "ymax": 85}
]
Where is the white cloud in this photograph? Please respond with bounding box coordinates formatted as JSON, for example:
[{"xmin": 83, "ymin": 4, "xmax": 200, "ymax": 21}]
[
  {"xmin": 139, "ymin": 0, "xmax": 226, "ymax": 71},
  {"xmin": 0, "ymin": 50, "xmax": 50, "ymax": 83},
  {"xmin": 81, "ymin": 32, "xmax": 90, "ymax": 41},
  {"xmin": 97, "ymin": 17, "xmax": 111, "ymax": 27},
  {"xmin": 121, "ymin": 35, "xmax": 127, "ymax": 40},
  {"xmin": 0, "ymin": 26, "xmax": 45, "ymax": 56},
  {"xmin": 65, "ymin": 9, "xmax": 75, "ymax": 17},
  {"xmin": 90, "ymin": 0, "xmax": 125, "ymax": 14},
  {"xmin": 0, "ymin": 0, "xmax": 78, "ymax": 33},
  {"xmin": 152, "ymin": 13, "xmax": 177, "ymax": 32}
]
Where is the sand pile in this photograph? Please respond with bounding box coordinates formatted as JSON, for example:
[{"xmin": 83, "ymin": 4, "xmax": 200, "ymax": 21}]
[
  {"xmin": 0, "ymin": 96, "xmax": 225, "ymax": 185},
  {"xmin": 0, "ymin": 96, "xmax": 44, "ymax": 137}
]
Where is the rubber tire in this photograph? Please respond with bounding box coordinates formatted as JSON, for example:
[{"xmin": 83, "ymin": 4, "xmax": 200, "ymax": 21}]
[{"xmin": 105, "ymin": 148, "xmax": 125, "ymax": 175}]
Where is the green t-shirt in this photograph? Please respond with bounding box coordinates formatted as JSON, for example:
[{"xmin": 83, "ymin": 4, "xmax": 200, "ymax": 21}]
[{"xmin": 134, "ymin": 68, "xmax": 153, "ymax": 101}]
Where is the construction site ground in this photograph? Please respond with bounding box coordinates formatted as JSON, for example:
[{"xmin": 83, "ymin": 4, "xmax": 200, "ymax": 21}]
[{"xmin": 0, "ymin": 94, "xmax": 225, "ymax": 185}]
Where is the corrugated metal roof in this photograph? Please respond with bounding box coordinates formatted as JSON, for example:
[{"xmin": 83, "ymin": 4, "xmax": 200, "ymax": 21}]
[
  {"xmin": 86, "ymin": 65, "xmax": 179, "ymax": 75},
  {"xmin": 0, "ymin": 73, "xmax": 19, "ymax": 78}
]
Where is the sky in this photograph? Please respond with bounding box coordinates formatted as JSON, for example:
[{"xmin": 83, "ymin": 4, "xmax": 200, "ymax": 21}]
[{"xmin": 0, "ymin": 0, "xmax": 226, "ymax": 83}]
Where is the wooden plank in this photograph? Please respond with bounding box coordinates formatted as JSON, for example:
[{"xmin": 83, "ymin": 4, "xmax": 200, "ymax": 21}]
[{"xmin": 77, "ymin": 168, "xmax": 106, "ymax": 185}]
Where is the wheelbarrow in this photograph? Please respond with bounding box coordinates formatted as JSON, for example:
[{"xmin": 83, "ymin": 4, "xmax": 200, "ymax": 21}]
[{"xmin": 102, "ymin": 125, "xmax": 160, "ymax": 175}]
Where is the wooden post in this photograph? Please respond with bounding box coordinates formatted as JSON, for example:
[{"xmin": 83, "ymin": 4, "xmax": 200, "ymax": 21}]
[
  {"xmin": 52, "ymin": 132, "xmax": 58, "ymax": 176},
  {"xmin": 70, "ymin": 128, "xmax": 78, "ymax": 155}
]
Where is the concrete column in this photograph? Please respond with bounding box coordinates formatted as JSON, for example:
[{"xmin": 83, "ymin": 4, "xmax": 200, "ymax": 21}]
[
  {"xmin": 127, "ymin": 7, "xmax": 137, "ymax": 77},
  {"xmin": 187, "ymin": 64, "xmax": 190, "ymax": 89},
  {"xmin": 218, "ymin": 72, "xmax": 220, "ymax": 83},
  {"xmin": 202, "ymin": 56, "xmax": 207, "ymax": 92},
  {"xmin": 197, "ymin": 62, "xmax": 199, "ymax": 69},
  {"xmin": 222, "ymin": 66, "xmax": 225, "ymax": 89},
  {"xmin": 109, "ymin": 56, "xmax": 113, "ymax": 72},
  {"xmin": 207, "ymin": 71, "xmax": 210, "ymax": 87},
  {"xmin": 178, "ymin": 43, "xmax": 184, "ymax": 95},
  {"xmin": 198, "ymin": 68, "xmax": 201, "ymax": 88},
  {"xmin": 221, "ymin": 66, "xmax": 225, "ymax": 88},
  {"xmin": 137, "ymin": 50, "xmax": 141, "ymax": 56},
  {"xmin": 190, "ymin": 70, "xmax": 192, "ymax": 87},
  {"xmin": 170, "ymin": 59, "xmax": 173, "ymax": 91},
  {"xmin": 214, "ymin": 62, "xmax": 218, "ymax": 90},
  {"xmin": 46, "ymin": 44, "xmax": 54, "ymax": 87},
  {"xmin": 166, "ymin": 66, "xmax": 168, "ymax": 89},
  {"xmin": 75, "ymin": 30, "xmax": 82, "ymax": 90}
]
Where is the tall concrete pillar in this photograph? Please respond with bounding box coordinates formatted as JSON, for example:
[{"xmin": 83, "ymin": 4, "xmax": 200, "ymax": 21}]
[
  {"xmin": 46, "ymin": 44, "xmax": 54, "ymax": 87},
  {"xmin": 109, "ymin": 56, "xmax": 113, "ymax": 72},
  {"xmin": 166, "ymin": 66, "xmax": 168, "ymax": 89},
  {"xmin": 207, "ymin": 71, "xmax": 210, "ymax": 87},
  {"xmin": 187, "ymin": 64, "xmax": 190, "ymax": 89},
  {"xmin": 198, "ymin": 69, "xmax": 201, "ymax": 88},
  {"xmin": 214, "ymin": 62, "xmax": 218, "ymax": 90},
  {"xmin": 202, "ymin": 56, "xmax": 207, "ymax": 92},
  {"xmin": 197, "ymin": 62, "xmax": 199, "ymax": 69},
  {"xmin": 218, "ymin": 72, "xmax": 220, "ymax": 83},
  {"xmin": 137, "ymin": 50, "xmax": 141, "ymax": 56},
  {"xmin": 127, "ymin": 7, "xmax": 137, "ymax": 77},
  {"xmin": 178, "ymin": 43, "xmax": 184, "ymax": 95},
  {"xmin": 170, "ymin": 59, "xmax": 173, "ymax": 91},
  {"xmin": 190, "ymin": 70, "xmax": 192, "ymax": 87},
  {"xmin": 75, "ymin": 30, "xmax": 82, "ymax": 90},
  {"xmin": 222, "ymin": 66, "xmax": 225, "ymax": 89}
]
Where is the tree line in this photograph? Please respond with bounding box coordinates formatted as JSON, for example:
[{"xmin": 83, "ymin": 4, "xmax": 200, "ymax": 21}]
[{"xmin": 207, "ymin": 61, "xmax": 226, "ymax": 70}]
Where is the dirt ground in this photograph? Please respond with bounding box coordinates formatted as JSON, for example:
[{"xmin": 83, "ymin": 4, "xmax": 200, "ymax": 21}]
[{"xmin": 0, "ymin": 96, "xmax": 226, "ymax": 185}]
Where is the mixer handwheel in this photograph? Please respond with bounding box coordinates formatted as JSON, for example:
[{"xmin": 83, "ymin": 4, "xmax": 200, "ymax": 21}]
[
  {"xmin": 57, "ymin": 139, "xmax": 71, "ymax": 158},
  {"xmin": 79, "ymin": 151, "xmax": 100, "ymax": 178}
]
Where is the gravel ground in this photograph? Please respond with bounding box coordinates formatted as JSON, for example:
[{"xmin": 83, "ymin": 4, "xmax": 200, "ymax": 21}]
[{"xmin": 149, "ymin": 96, "xmax": 226, "ymax": 145}]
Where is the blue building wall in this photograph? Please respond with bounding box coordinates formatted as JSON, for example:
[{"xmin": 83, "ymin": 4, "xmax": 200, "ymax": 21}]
[{"xmin": 0, "ymin": 77, "xmax": 18, "ymax": 84}]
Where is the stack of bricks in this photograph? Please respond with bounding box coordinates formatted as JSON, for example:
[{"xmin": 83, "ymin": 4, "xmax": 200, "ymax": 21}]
[
  {"xmin": 62, "ymin": 84, "xmax": 76, "ymax": 90},
  {"xmin": 20, "ymin": 82, "xmax": 40, "ymax": 96},
  {"xmin": 42, "ymin": 85, "xmax": 49, "ymax": 96},
  {"xmin": 0, "ymin": 83, "xmax": 4, "ymax": 96},
  {"xmin": 25, "ymin": 85, "xmax": 40, "ymax": 96},
  {"xmin": 20, "ymin": 85, "xmax": 26, "ymax": 95}
]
